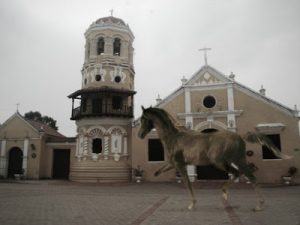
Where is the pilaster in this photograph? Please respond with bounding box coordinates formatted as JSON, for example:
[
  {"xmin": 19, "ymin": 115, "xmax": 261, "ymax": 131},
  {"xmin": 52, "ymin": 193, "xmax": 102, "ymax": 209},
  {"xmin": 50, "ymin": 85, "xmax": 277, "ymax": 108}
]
[
  {"xmin": 22, "ymin": 138, "xmax": 29, "ymax": 176},
  {"xmin": 0, "ymin": 139, "xmax": 7, "ymax": 177},
  {"xmin": 227, "ymin": 84, "xmax": 236, "ymax": 132}
]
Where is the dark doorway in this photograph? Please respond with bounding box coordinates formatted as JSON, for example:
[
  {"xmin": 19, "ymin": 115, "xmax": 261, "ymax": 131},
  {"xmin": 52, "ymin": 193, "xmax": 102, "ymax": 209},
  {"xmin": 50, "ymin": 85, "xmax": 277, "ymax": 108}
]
[
  {"xmin": 148, "ymin": 139, "xmax": 164, "ymax": 162},
  {"xmin": 52, "ymin": 149, "xmax": 70, "ymax": 179},
  {"xmin": 7, "ymin": 147, "xmax": 23, "ymax": 178},
  {"xmin": 197, "ymin": 165, "xmax": 229, "ymax": 180},
  {"xmin": 197, "ymin": 128, "xmax": 229, "ymax": 180},
  {"xmin": 92, "ymin": 138, "xmax": 102, "ymax": 154}
]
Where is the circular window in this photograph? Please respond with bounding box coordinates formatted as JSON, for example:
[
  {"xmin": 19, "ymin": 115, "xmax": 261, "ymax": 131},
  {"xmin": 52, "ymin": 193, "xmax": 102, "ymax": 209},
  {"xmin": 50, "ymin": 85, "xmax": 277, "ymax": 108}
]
[
  {"xmin": 203, "ymin": 96, "xmax": 216, "ymax": 108},
  {"xmin": 95, "ymin": 74, "xmax": 101, "ymax": 81},
  {"xmin": 114, "ymin": 76, "xmax": 121, "ymax": 83}
]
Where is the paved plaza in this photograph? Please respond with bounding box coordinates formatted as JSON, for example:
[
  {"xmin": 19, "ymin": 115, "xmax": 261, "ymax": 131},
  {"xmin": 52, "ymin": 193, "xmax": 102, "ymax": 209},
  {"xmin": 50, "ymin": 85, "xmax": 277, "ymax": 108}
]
[{"xmin": 0, "ymin": 180, "xmax": 299, "ymax": 225}]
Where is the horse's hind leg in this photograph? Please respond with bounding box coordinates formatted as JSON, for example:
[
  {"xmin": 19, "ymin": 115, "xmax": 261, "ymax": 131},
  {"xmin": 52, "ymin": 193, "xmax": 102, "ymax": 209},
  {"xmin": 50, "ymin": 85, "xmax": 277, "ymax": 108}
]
[
  {"xmin": 238, "ymin": 163, "xmax": 264, "ymax": 211},
  {"xmin": 222, "ymin": 165, "xmax": 239, "ymax": 201}
]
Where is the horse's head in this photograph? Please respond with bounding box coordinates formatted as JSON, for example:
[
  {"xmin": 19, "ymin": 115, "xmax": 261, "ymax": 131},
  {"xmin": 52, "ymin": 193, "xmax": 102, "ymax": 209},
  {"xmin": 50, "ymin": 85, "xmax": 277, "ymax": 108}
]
[{"xmin": 138, "ymin": 106, "xmax": 154, "ymax": 139}]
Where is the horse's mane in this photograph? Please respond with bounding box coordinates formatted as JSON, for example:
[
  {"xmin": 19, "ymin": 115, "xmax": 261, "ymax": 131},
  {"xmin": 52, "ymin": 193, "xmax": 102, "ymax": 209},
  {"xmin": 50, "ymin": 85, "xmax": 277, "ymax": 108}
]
[{"xmin": 144, "ymin": 107, "xmax": 183, "ymax": 131}]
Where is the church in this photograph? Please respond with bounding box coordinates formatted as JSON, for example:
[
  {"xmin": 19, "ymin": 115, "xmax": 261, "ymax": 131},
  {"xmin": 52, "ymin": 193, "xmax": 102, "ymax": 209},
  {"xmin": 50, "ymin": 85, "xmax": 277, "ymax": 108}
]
[{"xmin": 0, "ymin": 15, "xmax": 299, "ymax": 184}]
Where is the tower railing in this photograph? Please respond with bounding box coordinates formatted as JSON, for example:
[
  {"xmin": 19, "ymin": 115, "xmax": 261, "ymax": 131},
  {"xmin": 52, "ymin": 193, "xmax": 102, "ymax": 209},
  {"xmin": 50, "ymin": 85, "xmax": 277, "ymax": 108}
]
[{"xmin": 71, "ymin": 104, "xmax": 133, "ymax": 120}]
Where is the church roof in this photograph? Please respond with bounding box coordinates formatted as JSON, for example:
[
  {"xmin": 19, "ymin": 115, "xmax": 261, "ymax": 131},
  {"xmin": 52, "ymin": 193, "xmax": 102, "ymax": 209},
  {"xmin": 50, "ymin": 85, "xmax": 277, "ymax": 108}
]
[
  {"xmin": 25, "ymin": 119, "xmax": 65, "ymax": 138},
  {"xmin": 95, "ymin": 16, "xmax": 126, "ymax": 26},
  {"xmin": 68, "ymin": 87, "xmax": 136, "ymax": 98},
  {"xmin": 86, "ymin": 16, "xmax": 134, "ymax": 39},
  {"xmin": 0, "ymin": 111, "xmax": 65, "ymax": 138}
]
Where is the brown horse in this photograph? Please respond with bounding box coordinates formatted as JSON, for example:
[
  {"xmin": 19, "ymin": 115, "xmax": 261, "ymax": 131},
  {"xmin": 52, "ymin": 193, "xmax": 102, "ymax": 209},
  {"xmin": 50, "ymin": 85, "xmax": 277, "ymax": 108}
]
[{"xmin": 138, "ymin": 106, "xmax": 291, "ymax": 210}]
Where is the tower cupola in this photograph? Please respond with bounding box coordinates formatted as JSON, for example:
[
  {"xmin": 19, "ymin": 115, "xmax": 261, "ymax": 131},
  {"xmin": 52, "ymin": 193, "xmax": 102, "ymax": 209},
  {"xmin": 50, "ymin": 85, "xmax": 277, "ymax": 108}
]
[{"xmin": 69, "ymin": 15, "xmax": 136, "ymax": 120}]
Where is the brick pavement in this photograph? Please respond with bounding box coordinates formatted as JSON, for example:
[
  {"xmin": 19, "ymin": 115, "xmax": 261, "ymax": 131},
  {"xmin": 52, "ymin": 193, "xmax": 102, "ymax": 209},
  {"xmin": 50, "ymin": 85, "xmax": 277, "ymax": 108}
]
[{"xmin": 0, "ymin": 180, "xmax": 299, "ymax": 225}]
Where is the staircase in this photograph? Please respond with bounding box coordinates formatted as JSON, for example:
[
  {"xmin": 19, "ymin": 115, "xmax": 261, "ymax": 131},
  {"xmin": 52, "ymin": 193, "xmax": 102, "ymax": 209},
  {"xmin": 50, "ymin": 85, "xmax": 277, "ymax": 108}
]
[{"xmin": 69, "ymin": 160, "xmax": 131, "ymax": 182}]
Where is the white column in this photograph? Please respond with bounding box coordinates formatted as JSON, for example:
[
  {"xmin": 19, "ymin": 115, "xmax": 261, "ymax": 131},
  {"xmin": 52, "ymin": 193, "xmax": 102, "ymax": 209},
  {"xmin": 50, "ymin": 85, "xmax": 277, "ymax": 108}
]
[
  {"xmin": 83, "ymin": 136, "xmax": 88, "ymax": 154},
  {"xmin": 187, "ymin": 165, "xmax": 197, "ymax": 182},
  {"xmin": 104, "ymin": 136, "xmax": 109, "ymax": 159},
  {"xmin": 22, "ymin": 138, "xmax": 29, "ymax": 176},
  {"xmin": 123, "ymin": 137, "xmax": 128, "ymax": 155},
  {"xmin": 0, "ymin": 140, "xmax": 7, "ymax": 177},
  {"xmin": 78, "ymin": 135, "xmax": 84, "ymax": 155},
  {"xmin": 184, "ymin": 88, "xmax": 193, "ymax": 128},
  {"xmin": 227, "ymin": 84, "xmax": 236, "ymax": 132}
]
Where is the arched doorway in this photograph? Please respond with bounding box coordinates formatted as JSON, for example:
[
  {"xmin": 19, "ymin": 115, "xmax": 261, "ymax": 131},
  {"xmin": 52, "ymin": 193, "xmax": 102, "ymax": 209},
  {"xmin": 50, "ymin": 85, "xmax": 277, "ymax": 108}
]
[
  {"xmin": 7, "ymin": 147, "xmax": 23, "ymax": 178},
  {"xmin": 197, "ymin": 129, "xmax": 229, "ymax": 180}
]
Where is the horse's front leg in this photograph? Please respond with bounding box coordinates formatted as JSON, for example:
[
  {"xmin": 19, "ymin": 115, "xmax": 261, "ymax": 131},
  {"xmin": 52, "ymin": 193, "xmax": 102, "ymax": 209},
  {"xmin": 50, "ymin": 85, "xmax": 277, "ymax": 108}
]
[
  {"xmin": 154, "ymin": 164, "xmax": 174, "ymax": 176},
  {"xmin": 175, "ymin": 151, "xmax": 196, "ymax": 210}
]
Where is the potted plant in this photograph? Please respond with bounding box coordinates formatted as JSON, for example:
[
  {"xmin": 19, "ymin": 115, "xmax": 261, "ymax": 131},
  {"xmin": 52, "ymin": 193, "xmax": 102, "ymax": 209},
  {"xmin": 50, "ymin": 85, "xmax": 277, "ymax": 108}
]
[
  {"xmin": 282, "ymin": 166, "xmax": 297, "ymax": 185},
  {"xmin": 176, "ymin": 170, "xmax": 182, "ymax": 183},
  {"xmin": 133, "ymin": 165, "xmax": 144, "ymax": 183}
]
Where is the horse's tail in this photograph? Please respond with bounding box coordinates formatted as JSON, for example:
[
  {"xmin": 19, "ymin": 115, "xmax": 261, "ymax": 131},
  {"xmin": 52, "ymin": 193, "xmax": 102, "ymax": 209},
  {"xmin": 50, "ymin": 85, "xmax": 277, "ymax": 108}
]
[{"xmin": 243, "ymin": 131, "xmax": 292, "ymax": 160}]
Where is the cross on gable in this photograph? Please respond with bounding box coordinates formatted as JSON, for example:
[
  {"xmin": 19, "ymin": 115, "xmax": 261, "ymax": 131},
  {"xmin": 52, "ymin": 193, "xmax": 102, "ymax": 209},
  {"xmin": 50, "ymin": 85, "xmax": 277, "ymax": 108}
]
[{"xmin": 198, "ymin": 47, "xmax": 212, "ymax": 65}]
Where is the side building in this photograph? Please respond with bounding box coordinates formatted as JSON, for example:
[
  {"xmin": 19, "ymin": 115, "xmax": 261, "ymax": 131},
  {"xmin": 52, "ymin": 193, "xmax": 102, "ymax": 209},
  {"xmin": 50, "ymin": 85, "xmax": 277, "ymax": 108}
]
[{"xmin": 0, "ymin": 111, "xmax": 75, "ymax": 179}]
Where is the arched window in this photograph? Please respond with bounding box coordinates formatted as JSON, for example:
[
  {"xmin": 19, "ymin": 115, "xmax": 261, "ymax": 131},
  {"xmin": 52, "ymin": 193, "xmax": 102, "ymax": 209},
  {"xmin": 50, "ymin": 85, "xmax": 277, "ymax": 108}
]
[
  {"xmin": 113, "ymin": 38, "xmax": 121, "ymax": 56},
  {"xmin": 97, "ymin": 37, "xmax": 104, "ymax": 55}
]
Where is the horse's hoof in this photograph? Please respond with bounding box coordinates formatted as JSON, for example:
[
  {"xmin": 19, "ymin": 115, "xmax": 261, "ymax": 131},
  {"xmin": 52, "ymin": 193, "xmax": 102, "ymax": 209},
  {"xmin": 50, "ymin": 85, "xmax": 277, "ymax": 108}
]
[
  {"xmin": 222, "ymin": 193, "xmax": 228, "ymax": 201},
  {"xmin": 252, "ymin": 206, "xmax": 263, "ymax": 212},
  {"xmin": 188, "ymin": 203, "xmax": 195, "ymax": 210}
]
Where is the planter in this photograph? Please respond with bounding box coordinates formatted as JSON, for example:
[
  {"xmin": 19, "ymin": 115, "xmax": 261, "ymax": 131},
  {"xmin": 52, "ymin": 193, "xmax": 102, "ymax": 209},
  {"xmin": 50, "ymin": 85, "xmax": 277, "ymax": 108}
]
[
  {"xmin": 282, "ymin": 176, "xmax": 292, "ymax": 185},
  {"xmin": 113, "ymin": 153, "xmax": 120, "ymax": 161},
  {"xmin": 92, "ymin": 154, "xmax": 98, "ymax": 161},
  {"xmin": 176, "ymin": 176, "xmax": 182, "ymax": 183},
  {"xmin": 135, "ymin": 176, "xmax": 142, "ymax": 183}
]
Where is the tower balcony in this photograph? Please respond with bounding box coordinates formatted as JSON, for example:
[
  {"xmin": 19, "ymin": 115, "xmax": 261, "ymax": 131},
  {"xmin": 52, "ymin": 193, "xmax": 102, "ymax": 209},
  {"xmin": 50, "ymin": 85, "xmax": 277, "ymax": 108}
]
[
  {"xmin": 71, "ymin": 103, "xmax": 133, "ymax": 120},
  {"xmin": 68, "ymin": 87, "xmax": 136, "ymax": 120}
]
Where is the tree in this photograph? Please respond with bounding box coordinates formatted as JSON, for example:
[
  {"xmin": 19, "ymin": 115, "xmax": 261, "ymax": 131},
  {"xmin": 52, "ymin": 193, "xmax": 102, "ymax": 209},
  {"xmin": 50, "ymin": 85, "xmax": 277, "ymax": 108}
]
[{"xmin": 24, "ymin": 111, "xmax": 58, "ymax": 131}]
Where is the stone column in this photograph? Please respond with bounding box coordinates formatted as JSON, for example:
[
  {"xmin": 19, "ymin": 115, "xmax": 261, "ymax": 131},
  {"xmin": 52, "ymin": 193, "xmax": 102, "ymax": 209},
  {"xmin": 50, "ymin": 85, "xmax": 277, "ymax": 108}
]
[
  {"xmin": 123, "ymin": 136, "xmax": 128, "ymax": 155},
  {"xmin": 22, "ymin": 138, "xmax": 29, "ymax": 176},
  {"xmin": 90, "ymin": 38, "xmax": 97, "ymax": 58},
  {"xmin": 104, "ymin": 37, "xmax": 113, "ymax": 55},
  {"xmin": 184, "ymin": 88, "xmax": 193, "ymax": 128},
  {"xmin": 120, "ymin": 41, "xmax": 128, "ymax": 59},
  {"xmin": 227, "ymin": 84, "xmax": 236, "ymax": 132},
  {"xmin": 0, "ymin": 139, "xmax": 7, "ymax": 177},
  {"xmin": 104, "ymin": 135, "xmax": 109, "ymax": 159},
  {"xmin": 187, "ymin": 165, "xmax": 197, "ymax": 182}
]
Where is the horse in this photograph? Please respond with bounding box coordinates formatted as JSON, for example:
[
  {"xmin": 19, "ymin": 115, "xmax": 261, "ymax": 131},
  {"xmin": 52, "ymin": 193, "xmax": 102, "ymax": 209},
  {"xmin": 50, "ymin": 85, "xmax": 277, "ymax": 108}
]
[{"xmin": 138, "ymin": 106, "xmax": 291, "ymax": 211}]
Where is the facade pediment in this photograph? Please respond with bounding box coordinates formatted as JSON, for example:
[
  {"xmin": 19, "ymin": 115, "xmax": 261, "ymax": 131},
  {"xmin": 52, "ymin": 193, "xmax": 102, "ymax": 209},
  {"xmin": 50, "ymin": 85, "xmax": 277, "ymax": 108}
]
[
  {"xmin": 186, "ymin": 65, "xmax": 232, "ymax": 86},
  {"xmin": 0, "ymin": 112, "xmax": 40, "ymax": 139}
]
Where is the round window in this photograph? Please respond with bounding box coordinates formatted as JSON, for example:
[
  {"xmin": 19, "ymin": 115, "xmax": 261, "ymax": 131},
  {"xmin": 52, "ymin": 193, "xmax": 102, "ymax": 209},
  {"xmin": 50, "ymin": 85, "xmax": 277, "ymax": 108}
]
[
  {"xmin": 95, "ymin": 74, "xmax": 101, "ymax": 81},
  {"xmin": 203, "ymin": 96, "xmax": 216, "ymax": 108},
  {"xmin": 114, "ymin": 76, "xmax": 121, "ymax": 83}
]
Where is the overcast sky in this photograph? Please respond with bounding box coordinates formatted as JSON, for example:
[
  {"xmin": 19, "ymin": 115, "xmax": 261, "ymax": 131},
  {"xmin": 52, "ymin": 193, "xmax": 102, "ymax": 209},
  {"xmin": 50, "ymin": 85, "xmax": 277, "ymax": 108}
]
[{"xmin": 1, "ymin": 0, "xmax": 300, "ymax": 136}]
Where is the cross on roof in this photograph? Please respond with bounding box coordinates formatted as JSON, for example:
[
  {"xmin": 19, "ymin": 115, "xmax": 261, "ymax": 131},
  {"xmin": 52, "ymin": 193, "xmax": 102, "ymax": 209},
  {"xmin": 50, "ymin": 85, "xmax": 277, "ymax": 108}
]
[
  {"xmin": 198, "ymin": 47, "xmax": 212, "ymax": 66},
  {"xmin": 16, "ymin": 103, "xmax": 20, "ymax": 112},
  {"xmin": 110, "ymin": 9, "xmax": 114, "ymax": 17}
]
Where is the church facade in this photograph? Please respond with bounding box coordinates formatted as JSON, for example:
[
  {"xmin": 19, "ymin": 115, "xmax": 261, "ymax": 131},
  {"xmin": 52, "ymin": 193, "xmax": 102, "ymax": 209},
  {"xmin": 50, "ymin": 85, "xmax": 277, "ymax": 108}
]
[
  {"xmin": 0, "ymin": 15, "xmax": 299, "ymax": 183},
  {"xmin": 132, "ymin": 65, "xmax": 300, "ymax": 183}
]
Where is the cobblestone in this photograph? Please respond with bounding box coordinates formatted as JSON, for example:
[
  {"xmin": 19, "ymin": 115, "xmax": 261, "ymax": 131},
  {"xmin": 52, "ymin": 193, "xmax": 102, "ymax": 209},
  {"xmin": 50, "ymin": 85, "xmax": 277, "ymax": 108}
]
[{"xmin": 0, "ymin": 180, "xmax": 299, "ymax": 225}]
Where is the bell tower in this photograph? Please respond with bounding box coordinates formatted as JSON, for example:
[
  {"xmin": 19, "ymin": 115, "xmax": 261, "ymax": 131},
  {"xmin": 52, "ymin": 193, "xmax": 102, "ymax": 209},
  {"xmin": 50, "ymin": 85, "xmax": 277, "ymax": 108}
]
[{"xmin": 68, "ymin": 16, "xmax": 136, "ymax": 182}]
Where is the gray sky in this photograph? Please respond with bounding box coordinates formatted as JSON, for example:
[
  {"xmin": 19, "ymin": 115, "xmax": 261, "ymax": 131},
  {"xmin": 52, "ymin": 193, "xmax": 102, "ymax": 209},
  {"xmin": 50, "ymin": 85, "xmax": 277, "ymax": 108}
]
[{"xmin": 1, "ymin": 0, "xmax": 300, "ymax": 137}]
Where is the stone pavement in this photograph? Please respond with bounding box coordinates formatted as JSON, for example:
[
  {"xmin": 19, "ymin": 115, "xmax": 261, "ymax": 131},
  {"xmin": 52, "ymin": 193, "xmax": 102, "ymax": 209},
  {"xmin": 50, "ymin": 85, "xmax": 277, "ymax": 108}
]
[{"xmin": 0, "ymin": 180, "xmax": 299, "ymax": 225}]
